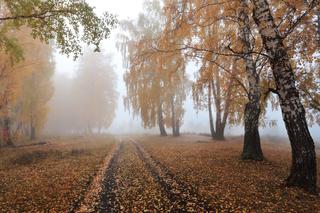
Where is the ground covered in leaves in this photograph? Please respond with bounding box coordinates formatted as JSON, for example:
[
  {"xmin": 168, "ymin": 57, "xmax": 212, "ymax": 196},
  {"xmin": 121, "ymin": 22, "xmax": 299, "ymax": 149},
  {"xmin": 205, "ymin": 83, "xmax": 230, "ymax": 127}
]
[
  {"xmin": 0, "ymin": 135, "xmax": 319, "ymax": 212},
  {"xmin": 136, "ymin": 135, "xmax": 320, "ymax": 212},
  {"xmin": 0, "ymin": 136, "xmax": 115, "ymax": 212},
  {"xmin": 97, "ymin": 141, "xmax": 172, "ymax": 212}
]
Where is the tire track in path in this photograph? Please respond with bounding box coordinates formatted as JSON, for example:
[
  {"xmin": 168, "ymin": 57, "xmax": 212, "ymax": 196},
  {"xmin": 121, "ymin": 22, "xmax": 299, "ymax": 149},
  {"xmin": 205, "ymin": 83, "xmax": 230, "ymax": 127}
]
[
  {"xmin": 73, "ymin": 139, "xmax": 122, "ymax": 213},
  {"xmin": 98, "ymin": 140, "xmax": 123, "ymax": 212},
  {"xmin": 100, "ymin": 139, "xmax": 172, "ymax": 212},
  {"xmin": 130, "ymin": 138, "xmax": 214, "ymax": 212}
]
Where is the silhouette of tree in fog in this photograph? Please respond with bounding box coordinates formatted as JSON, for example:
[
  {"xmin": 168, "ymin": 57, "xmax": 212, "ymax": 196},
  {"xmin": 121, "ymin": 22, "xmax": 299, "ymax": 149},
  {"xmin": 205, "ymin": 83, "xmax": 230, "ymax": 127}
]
[
  {"xmin": 45, "ymin": 50, "xmax": 118, "ymax": 135},
  {"xmin": 73, "ymin": 51, "xmax": 118, "ymax": 134}
]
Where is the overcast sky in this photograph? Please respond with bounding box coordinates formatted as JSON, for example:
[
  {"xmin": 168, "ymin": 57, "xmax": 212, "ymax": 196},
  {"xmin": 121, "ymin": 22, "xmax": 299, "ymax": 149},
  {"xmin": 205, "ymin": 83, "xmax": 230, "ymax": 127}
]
[{"xmin": 52, "ymin": 0, "xmax": 320, "ymax": 140}]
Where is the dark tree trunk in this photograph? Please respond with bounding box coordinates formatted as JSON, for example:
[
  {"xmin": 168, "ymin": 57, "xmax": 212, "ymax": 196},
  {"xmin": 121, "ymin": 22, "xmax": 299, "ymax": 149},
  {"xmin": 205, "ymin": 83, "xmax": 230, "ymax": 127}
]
[
  {"xmin": 175, "ymin": 119, "xmax": 180, "ymax": 136},
  {"xmin": 215, "ymin": 92, "xmax": 225, "ymax": 141},
  {"xmin": 208, "ymin": 82, "xmax": 216, "ymax": 139},
  {"xmin": 252, "ymin": 0, "xmax": 317, "ymax": 193},
  {"xmin": 158, "ymin": 102, "xmax": 167, "ymax": 136},
  {"xmin": 242, "ymin": 101, "xmax": 263, "ymax": 160},
  {"xmin": 217, "ymin": 75, "xmax": 233, "ymax": 141},
  {"xmin": 239, "ymin": 0, "xmax": 263, "ymax": 160},
  {"xmin": 171, "ymin": 95, "xmax": 177, "ymax": 136},
  {"xmin": 30, "ymin": 126, "xmax": 36, "ymax": 141},
  {"xmin": 211, "ymin": 78, "xmax": 225, "ymax": 141},
  {"xmin": 215, "ymin": 125, "xmax": 225, "ymax": 141},
  {"xmin": 210, "ymin": 68, "xmax": 233, "ymax": 141},
  {"xmin": 213, "ymin": 73, "xmax": 222, "ymax": 140},
  {"xmin": 30, "ymin": 118, "xmax": 36, "ymax": 140},
  {"xmin": 3, "ymin": 118, "xmax": 13, "ymax": 147},
  {"xmin": 159, "ymin": 120, "xmax": 167, "ymax": 136}
]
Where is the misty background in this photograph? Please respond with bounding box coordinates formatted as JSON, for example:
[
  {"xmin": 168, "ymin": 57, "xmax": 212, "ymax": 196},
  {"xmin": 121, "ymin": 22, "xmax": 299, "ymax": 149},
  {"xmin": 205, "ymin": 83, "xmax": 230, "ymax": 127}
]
[{"xmin": 44, "ymin": 0, "xmax": 320, "ymax": 141}]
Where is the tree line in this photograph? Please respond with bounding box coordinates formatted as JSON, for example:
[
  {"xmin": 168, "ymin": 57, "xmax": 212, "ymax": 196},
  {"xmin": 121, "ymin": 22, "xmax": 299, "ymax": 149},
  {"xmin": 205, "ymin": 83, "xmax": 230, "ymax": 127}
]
[
  {"xmin": 0, "ymin": 0, "xmax": 117, "ymax": 144},
  {"xmin": 118, "ymin": 0, "xmax": 320, "ymax": 193}
]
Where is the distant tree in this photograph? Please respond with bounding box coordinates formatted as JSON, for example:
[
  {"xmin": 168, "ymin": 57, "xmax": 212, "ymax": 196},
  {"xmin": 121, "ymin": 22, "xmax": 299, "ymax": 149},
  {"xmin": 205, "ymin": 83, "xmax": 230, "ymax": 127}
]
[
  {"xmin": 14, "ymin": 43, "xmax": 54, "ymax": 141},
  {"xmin": 118, "ymin": 0, "xmax": 188, "ymax": 136},
  {"xmin": 160, "ymin": 53, "xmax": 189, "ymax": 136},
  {"xmin": 193, "ymin": 56, "xmax": 245, "ymax": 140},
  {"xmin": 0, "ymin": 0, "xmax": 117, "ymax": 144},
  {"xmin": 43, "ymin": 75, "xmax": 75, "ymax": 135},
  {"xmin": 0, "ymin": 28, "xmax": 54, "ymax": 145},
  {"xmin": 72, "ymin": 51, "xmax": 118, "ymax": 134}
]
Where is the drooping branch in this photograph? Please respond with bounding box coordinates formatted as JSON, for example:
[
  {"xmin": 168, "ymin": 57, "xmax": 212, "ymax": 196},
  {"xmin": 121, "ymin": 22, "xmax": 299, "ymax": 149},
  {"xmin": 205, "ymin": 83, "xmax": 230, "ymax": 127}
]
[{"xmin": 0, "ymin": 9, "xmax": 73, "ymax": 21}]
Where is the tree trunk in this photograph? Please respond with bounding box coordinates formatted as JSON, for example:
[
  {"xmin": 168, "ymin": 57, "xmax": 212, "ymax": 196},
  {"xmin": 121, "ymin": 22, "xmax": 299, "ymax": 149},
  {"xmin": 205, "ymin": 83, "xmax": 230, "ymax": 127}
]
[
  {"xmin": 158, "ymin": 102, "xmax": 167, "ymax": 136},
  {"xmin": 218, "ymin": 72, "xmax": 234, "ymax": 141},
  {"xmin": 30, "ymin": 126, "xmax": 36, "ymax": 141},
  {"xmin": 317, "ymin": 9, "xmax": 320, "ymax": 44},
  {"xmin": 214, "ymin": 71, "xmax": 222, "ymax": 140},
  {"xmin": 175, "ymin": 119, "xmax": 180, "ymax": 136},
  {"xmin": 208, "ymin": 81, "xmax": 216, "ymax": 139},
  {"xmin": 242, "ymin": 101, "xmax": 263, "ymax": 160},
  {"xmin": 30, "ymin": 118, "xmax": 36, "ymax": 140},
  {"xmin": 171, "ymin": 95, "xmax": 177, "ymax": 136},
  {"xmin": 212, "ymin": 75, "xmax": 225, "ymax": 141},
  {"xmin": 215, "ymin": 125, "xmax": 225, "ymax": 140},
  {"xmin": 239, "ymin": 0, "xmax": 263, "ymax": 160},
  {"xmin": 252, "ymin": 0, "xmax": 317, "ymax": 193},
  {"xmin": 3, "ymin": 118, "xmax": 13, "ymax": 146}
]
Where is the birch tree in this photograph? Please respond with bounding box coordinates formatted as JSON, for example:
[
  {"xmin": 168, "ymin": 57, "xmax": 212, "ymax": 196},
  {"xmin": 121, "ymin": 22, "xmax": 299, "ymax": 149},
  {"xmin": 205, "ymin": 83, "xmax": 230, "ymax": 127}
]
[
  {"xmin": 119, "ymin": 0, "xmax": 188, "ymax": 136},
  {"xmin": 250, "ymin": 0, "xmax": 319, "ymax": 193}
]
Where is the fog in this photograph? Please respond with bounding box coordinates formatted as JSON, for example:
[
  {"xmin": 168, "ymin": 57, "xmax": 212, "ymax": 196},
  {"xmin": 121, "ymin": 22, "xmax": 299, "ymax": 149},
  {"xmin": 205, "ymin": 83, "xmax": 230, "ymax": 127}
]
[{"xmin": 44, "ymin": 0, "xmax": 320, "ymax": 143}]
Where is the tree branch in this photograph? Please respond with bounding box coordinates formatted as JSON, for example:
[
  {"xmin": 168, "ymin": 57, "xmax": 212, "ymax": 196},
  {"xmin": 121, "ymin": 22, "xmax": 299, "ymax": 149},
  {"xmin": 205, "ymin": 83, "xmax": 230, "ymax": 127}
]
[
  {"xmin": 281, "ymin": 0, "xmax": 319, "ymax": 39},
  {"xmin": 0, "ymin": 9, "xmax": 74, "ymax": 21}
]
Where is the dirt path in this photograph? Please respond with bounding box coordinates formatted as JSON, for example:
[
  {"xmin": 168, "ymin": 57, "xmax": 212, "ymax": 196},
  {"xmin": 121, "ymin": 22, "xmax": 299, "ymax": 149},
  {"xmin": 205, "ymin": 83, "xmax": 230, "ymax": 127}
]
[
  {"xmin": 97, "ymin": 142, "xmax": 123, "ymax": 212},
  {"xmin": 131, "ymin": 138, "xmax": 213, "ymax": 212},
  {"xmin": 76, "ymin": 138, "xmax": 213, "ymax": 212},
  {"xmin": 98, "ymin": 139, "xmax": 172, "ymax": 212},
  {"xmin": 76, "ymin": 137, "xmax": 213, "ymax": 212},
  {"xmin": 74, "ymin": 141, "xmax": 122, "ymax": 213}
]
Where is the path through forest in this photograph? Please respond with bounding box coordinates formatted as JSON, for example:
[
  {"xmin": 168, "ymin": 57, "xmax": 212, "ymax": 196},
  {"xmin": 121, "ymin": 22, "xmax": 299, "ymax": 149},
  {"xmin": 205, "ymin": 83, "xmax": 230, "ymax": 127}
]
[
  {"xmin": 75, "ymin": 137, "xmax": 212, "ymax": 212},
  {"xmin": 72, "ymin": 136, "xmax": 320, "ymax": 213}
]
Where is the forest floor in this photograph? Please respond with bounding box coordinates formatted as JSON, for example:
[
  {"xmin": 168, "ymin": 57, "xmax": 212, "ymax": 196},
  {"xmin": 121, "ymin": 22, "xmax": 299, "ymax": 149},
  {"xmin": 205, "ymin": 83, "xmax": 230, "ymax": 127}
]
[
  {"xmin": 0, "ymin": 135, "xmax": 319, "ymax": 212},
  {"xmin": 0, "ymin": 136, "xmax": 116, "ymax": 212}
]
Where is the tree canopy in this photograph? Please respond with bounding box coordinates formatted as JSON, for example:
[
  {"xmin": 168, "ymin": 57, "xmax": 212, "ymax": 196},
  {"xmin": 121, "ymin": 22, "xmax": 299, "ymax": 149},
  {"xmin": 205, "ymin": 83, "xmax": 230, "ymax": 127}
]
[{"xmin": 0, "ymin": 0, "xmax": 117, "ymax": 60}]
